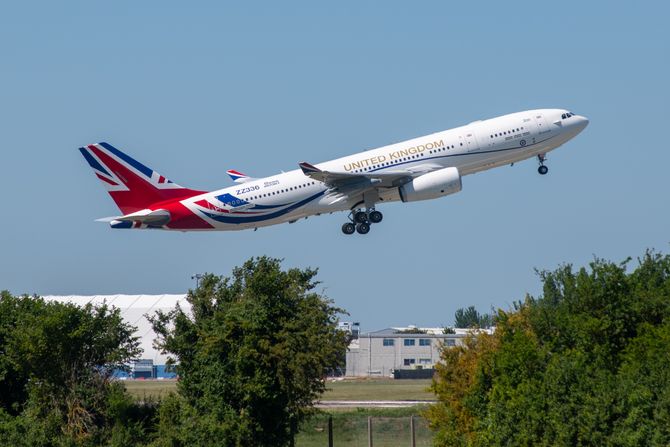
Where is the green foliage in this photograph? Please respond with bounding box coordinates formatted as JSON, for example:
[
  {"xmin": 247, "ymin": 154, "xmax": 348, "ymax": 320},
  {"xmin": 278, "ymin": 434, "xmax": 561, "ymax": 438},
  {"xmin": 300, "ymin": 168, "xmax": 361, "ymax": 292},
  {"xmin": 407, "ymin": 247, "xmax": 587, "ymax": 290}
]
[
  {"xmin": 0, "ymin": 291, "xmax": 150, "ymax": 446},
  {"xmin": 150, "ymin": 256, "xmax": 349, "ymax": 447},
  {"xmin": 427, "ymin": 251, "xmax": 670, "ymax": 446},
  {"xmin": 297, "ymin": 407, "xmax": 432, "ymax": 447},
  {"xmin": 454, "ymin": 305, "xmax": 493, "ymax": 329},
  {"xmin": 396, "ymin": 327, "xmax": 427, "ymax": 334}
]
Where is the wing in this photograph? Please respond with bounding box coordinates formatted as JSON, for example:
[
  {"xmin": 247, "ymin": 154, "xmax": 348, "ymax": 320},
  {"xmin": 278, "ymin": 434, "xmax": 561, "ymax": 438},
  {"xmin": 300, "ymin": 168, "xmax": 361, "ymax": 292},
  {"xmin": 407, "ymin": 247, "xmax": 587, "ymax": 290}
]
[
  {"xmin": 298, "ymin": 162, "xmax": 413, "ymax": 186},
  {"xmin": 298, "ymin": 161, "xmax": 442, "ymax": 205}
]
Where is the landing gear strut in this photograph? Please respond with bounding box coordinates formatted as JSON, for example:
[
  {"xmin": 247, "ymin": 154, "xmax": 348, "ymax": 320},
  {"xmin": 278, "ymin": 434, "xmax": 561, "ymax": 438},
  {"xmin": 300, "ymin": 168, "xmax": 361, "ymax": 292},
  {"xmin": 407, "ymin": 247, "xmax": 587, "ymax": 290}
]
[
  {"xmin": 537, "ymin": 154, "xmax": 549, "ymax": 175},
  {"xmin": 341, "ymin": 208, "xmax": 383, "ymax": 235}
]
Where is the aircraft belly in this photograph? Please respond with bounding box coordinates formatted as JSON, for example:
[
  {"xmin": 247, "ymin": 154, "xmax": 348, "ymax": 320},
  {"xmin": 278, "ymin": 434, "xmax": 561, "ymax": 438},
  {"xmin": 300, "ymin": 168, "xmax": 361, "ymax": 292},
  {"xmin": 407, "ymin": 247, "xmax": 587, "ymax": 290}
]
[{"xmin": 458, "ymin": 136, "xmax": 562, "ymax": 175}]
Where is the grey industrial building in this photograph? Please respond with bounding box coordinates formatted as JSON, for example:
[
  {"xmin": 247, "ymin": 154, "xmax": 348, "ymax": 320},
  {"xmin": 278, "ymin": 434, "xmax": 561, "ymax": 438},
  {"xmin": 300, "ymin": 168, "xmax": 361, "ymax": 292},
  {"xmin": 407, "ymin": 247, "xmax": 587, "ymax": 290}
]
[{"xmin": 345, "ymin": 326, "xmax": 485, "ymax": 377}]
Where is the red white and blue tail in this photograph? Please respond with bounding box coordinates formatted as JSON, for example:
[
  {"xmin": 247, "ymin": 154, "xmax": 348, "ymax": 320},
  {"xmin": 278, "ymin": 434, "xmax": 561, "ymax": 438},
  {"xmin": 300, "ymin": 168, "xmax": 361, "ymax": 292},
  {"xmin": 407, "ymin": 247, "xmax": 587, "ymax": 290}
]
[{"xmin": 79, "ymin": 142, "xmax": 204, "ymax": 215}]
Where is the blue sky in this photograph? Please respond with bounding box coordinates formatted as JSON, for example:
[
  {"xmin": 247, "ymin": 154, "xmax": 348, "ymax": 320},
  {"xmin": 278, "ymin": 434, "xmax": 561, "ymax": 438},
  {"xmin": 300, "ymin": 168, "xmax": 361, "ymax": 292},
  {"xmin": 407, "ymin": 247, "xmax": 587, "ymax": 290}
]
[{"xmin": 1, "ymin": 1, "xmax": 668, "ymax": 330}]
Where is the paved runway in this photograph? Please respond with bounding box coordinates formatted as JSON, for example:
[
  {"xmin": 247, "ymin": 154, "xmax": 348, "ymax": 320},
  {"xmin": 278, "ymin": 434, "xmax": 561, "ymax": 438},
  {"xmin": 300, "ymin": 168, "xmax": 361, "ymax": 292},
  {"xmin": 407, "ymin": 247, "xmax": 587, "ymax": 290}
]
[{"xmin": 315, "ymin": 400, "xmax": 435, "ymax": 409}]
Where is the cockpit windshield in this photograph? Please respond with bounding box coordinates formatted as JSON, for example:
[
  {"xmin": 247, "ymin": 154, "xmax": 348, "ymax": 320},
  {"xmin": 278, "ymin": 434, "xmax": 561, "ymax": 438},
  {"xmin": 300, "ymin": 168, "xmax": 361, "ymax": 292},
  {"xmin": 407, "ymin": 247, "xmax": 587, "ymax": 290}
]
[{"xmin": 561, "ymin": 112, "xmax": 575, "ymax": 119}]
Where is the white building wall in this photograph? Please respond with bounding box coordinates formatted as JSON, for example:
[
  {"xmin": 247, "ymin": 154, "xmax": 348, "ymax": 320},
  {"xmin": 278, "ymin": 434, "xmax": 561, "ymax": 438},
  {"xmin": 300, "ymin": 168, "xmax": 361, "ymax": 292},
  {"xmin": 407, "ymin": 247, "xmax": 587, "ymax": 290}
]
[
  {"xmin": 42, "ymin": 295, "xmax": 189, "ymax": 364},
  {"xmin": 345, "ymin": 333, "xmax": 464, "ymax": 377}
]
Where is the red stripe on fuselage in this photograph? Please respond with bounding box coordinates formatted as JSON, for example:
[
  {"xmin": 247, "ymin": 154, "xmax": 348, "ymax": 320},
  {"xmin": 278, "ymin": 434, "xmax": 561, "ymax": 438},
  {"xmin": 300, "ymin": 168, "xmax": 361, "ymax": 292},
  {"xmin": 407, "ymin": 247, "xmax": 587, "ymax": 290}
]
[
  {"xmin": 193, "ymin": 199, "xmax": 263, "ymax": 215},
  {"xmin": 162, "ymin": 201, "xmax": 214, "ymax": 230}
]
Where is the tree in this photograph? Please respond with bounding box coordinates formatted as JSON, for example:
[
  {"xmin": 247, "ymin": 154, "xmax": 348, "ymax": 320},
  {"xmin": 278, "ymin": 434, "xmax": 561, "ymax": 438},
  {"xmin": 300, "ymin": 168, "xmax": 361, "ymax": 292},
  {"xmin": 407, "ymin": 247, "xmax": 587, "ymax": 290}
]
[
  {"xmin": 454, "ymin": 305, "xmax": 493, "ymax": 329},
  {"xmin": 0, "ymin": 291, "xmax": 146, "ymax": 446},
  {"xmin": 397, "ymin": 327, "xmax": 427, "ymax": 334},
  {"xmin": 150, "ymin": 257, "xmax": 349, "ymax": 447},
  {"xmin": 427, "ymin": 251, "xmax": 670, "ymax": 446}
]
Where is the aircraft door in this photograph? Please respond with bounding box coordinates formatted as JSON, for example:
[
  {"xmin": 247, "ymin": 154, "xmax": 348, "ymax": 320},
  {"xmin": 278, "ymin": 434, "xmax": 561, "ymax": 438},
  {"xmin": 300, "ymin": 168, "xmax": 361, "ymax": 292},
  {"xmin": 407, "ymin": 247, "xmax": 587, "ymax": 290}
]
[
  {"xmin": 464, "ymin": 128, "xmax": 480, "ymax": 153},
  {"xmin": 534, "ymin": 113, "xmax": 550, "ymax": 136}
]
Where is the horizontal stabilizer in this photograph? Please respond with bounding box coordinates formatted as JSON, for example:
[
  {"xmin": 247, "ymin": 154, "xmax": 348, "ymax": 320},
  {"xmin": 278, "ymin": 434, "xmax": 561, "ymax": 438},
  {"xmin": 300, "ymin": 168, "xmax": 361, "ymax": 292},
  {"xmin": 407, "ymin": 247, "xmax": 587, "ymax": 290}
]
[
  {"xmin": 95, "ymin": 216, "xmax": 120, "ymax": 223},
  {"xmin": 115, "ymin": 208, "xmax": 171, "ymax": 226}
]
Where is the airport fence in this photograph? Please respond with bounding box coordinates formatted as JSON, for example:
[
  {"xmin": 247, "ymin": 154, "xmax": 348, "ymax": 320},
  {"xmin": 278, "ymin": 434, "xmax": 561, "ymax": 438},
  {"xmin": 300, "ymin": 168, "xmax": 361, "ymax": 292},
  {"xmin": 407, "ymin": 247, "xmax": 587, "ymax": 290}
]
[{"xmin": 297, "ymin": 414, "xmax": 432, "ymax": 447}]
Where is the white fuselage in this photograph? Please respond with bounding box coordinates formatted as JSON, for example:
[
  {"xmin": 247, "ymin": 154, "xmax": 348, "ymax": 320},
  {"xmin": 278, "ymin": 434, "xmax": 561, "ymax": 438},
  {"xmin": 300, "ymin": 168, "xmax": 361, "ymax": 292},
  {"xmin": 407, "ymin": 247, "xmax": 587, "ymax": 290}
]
[{"xmin": 181, "ymin": 109, "xmax": 589, "ymax": 231}]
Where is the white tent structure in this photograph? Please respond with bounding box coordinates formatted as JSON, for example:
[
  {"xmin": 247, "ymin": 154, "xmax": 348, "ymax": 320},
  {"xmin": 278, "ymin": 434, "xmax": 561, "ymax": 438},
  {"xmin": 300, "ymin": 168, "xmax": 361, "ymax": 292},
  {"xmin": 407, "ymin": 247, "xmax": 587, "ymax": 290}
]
[{"xmin": 42, "ymin": 295, "xmax": 189, "ymax": 364}]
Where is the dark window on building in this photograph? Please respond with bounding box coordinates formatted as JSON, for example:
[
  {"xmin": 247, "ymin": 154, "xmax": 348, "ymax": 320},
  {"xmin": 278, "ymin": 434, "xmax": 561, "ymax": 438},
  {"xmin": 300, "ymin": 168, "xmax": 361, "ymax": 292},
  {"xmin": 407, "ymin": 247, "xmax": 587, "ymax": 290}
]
[
  {"xmin": 419, "ymin": 339, "xmax": 431, "ymax": 346},
  {"xmin": 445, "ymin": 339, "xmax": 456, "ymax": 347},
  {"xmin": 403, "ymin": 358, "xmax": 416, "ymax": 366},
  {"xmin": 383, "ymin": 338, "xmax": 395, "ymax": 347},
  {"xmin": 404, "ymin": 339, "xmax": 415, "ymax": 346}
]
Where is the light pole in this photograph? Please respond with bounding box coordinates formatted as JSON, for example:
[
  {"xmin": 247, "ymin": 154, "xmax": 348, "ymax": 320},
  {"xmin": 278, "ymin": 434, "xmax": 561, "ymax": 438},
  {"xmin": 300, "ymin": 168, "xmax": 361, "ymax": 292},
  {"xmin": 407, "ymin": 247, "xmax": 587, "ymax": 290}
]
[{"xmin": 191, "ymin": 273, "xmax": 203, "ymax": 289}]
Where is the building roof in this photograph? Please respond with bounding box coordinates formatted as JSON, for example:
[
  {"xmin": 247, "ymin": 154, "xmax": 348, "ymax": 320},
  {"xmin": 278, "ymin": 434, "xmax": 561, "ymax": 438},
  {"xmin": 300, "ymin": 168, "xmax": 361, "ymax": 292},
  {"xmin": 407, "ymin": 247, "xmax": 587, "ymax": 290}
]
[{"xmin": 359, "ymin": 326, "xmax": 493, "ymax": 337}]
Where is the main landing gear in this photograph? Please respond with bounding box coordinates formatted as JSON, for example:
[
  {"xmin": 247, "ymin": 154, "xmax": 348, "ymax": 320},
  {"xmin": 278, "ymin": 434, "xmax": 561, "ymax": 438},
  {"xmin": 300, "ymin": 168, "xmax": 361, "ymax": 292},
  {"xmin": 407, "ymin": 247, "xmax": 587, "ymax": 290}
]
[
  {"xmin": 537, "ymin": 154, "xmax": 549, "ymax": 175},
  {"xmin": 342, "ymin": 208, "xmax": 383, "ymax": 235}
]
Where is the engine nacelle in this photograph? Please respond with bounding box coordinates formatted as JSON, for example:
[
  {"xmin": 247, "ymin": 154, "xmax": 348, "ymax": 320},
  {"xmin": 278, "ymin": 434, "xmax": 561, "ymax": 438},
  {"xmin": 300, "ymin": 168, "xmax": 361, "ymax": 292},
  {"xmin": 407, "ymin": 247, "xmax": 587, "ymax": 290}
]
[{"xmin": 399, "ymin": 167, "xmax": 462, "ymax": 202}]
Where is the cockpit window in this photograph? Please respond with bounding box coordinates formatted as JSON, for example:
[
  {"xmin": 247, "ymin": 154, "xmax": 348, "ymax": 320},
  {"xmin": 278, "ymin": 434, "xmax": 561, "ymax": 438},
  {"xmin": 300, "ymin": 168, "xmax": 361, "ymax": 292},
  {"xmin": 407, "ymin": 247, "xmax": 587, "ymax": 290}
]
[{"xmin": 561, "ymin": 112, "xmax": 575, "ymax": 120}]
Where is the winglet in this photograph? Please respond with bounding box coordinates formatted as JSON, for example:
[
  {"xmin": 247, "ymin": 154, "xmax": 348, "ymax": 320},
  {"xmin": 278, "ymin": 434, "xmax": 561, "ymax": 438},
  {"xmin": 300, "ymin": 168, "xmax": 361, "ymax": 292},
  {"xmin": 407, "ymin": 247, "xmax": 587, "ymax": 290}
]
[
  {"xmin": 298, "ymin": 162, "xmax": 321, "ymax": 176},
  {"xmin": 227, "ymin": 169, "xmax": 254, "ymax": 184}
]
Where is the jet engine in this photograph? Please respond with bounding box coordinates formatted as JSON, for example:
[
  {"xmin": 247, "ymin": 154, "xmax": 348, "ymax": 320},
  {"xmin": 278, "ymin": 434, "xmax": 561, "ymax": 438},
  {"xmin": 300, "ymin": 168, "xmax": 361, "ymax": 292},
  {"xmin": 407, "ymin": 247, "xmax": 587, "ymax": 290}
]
[{"xmin": 398, "ymin": 167, "xmax": 462, "ymax": 202}]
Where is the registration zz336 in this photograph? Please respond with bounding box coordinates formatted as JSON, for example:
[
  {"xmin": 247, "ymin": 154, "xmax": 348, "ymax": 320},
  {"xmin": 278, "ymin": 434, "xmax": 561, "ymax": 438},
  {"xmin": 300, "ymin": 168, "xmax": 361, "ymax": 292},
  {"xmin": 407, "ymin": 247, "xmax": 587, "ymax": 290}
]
[{"xmin": 236, "ymin": 185, "xmax": 260, "ymax": 195}]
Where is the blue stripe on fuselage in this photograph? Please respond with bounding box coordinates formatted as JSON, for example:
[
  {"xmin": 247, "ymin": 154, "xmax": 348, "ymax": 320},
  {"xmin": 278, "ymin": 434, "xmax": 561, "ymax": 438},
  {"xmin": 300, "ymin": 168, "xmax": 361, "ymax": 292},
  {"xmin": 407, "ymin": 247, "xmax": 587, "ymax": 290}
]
[
  {"xmin": 202, "ymin": 190, "xmax": 325, "ymax": 224},
  {"xmin": 215, "ymin": 193, "xmax": 289, "ymax": 210}
]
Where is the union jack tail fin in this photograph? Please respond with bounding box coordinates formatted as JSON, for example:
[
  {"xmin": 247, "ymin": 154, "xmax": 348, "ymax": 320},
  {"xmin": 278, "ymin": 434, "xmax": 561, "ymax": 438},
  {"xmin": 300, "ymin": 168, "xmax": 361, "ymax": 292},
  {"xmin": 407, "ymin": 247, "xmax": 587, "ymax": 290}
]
[{"xmin": 78, "ymin": 142, "xmax": 204, "ymax": 215}]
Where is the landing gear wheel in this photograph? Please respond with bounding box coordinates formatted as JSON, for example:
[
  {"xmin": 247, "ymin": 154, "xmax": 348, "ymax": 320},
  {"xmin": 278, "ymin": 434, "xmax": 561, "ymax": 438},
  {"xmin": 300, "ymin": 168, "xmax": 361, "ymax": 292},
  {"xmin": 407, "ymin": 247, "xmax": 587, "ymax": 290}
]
[
  {"xmin": 538, "ymin": 165, "xmax": 549, "ymax": 175},
  {"xmin": 354, "ymin": 211, "xmax": 369, "ymax": 223},
  {"xmin": 341, "ymin": 222, "xmax": 355, "ymax": 235},
  {"xmin": 356, "ymin": 222, "xmax": 370, "ymax": 234},
  {"xmin": 368, "ymin": 210, "xmax": 383, "ymax": 223}
]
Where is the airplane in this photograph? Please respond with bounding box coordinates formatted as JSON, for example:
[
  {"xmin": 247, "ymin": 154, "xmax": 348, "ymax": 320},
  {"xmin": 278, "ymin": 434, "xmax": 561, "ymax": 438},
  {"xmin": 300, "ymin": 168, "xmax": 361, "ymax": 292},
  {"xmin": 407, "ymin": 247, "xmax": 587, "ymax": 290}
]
[{"xmin": 79, "ymin": 108, "xmax": 588, "ymax": 235}]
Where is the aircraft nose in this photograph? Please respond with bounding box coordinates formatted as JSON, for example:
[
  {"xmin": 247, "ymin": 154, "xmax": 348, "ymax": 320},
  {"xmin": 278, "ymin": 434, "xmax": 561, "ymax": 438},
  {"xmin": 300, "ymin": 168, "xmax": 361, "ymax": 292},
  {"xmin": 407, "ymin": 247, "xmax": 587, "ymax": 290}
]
[{"xmin": 575, "ymin": 115, "xmax": 589, "ymax": 132}]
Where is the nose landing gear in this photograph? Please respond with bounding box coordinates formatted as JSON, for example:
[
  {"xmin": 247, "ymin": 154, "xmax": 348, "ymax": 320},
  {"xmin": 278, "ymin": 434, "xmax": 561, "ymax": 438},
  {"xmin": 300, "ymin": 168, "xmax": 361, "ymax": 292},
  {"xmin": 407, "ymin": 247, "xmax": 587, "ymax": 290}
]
[
  {"xmin": 537, "ymin": 154, "xmax": 549, "ymax": 175},
  {"xmin": 341, "ymin": 208, "xmax": 383, "ymax": 235}
]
